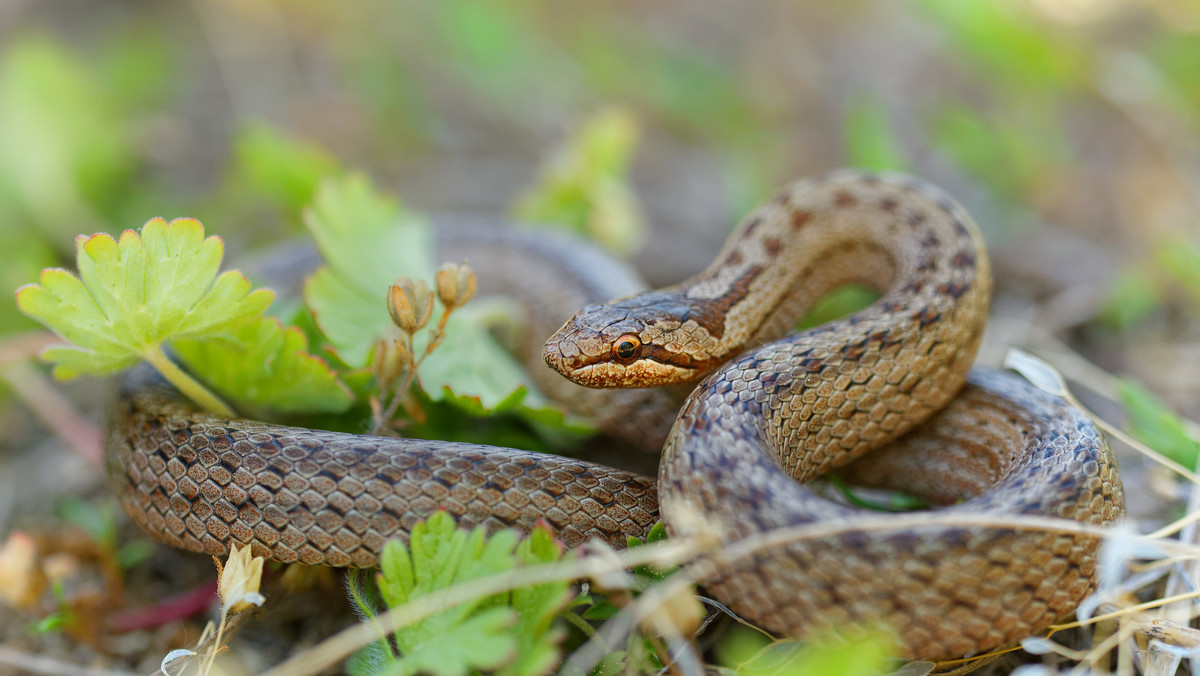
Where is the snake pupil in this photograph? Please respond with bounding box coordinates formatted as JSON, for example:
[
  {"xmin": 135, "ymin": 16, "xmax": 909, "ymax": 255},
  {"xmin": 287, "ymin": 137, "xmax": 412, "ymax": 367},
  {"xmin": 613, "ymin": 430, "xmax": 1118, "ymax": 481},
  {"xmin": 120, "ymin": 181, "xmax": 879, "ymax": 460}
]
[{"xmin": 614, "ymin": 335, "xmax": 640, "ymax": 363}]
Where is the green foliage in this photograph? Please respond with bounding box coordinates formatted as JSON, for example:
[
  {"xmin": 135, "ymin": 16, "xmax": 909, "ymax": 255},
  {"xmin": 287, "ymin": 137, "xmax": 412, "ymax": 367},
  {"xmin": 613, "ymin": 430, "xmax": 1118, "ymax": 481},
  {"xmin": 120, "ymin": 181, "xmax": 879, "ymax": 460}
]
[
  {"xmin": 0, "ymin": 35, "xmax": 134, "ymax": 240},
  {"xmin": 514, "ymin": 108, "xmax": 645, "ymax": 255},
  {"xmin": 927, "ymin": 101, "xmax": 1068, "ymax": 203},
  {"xmin": 15, "ymin": 218, "xmax": 273, "ymax": 380},
  {"xmin": 304, "ymin": 174, "xmax": 577, "ymax": 429},
  {"xmin": 230, "ymin": 124, "xmax": 343, "ymax": 215},
  {"xmin": 714, "ymin": 625, "xmax": 896, "ymax": 676},
  {"xmin": 303, "ymin": 174, "xmax": 434, "ymax": 368},
  {"xmin": 1118, "ymin": 379, "xmax": 1199, "ymax": 468},
  {"xmin": 0, "ymin": 233, "xmax": 57, "ymax": 336},
  {"xmin": 173, "ymin": 317, "xmax": 353, "ymax": 417},
  {"xmin": 360, "ymin": 512, "xmax": 571, "ymax": 676},
  {"xmin": 917, "ymin": 0, "xmax": 1089, "ymax": 94},
  {"xmin": 796, "ymin": 285, "xmax": 881, "ymax": 331},
  {"xmin": 844, "ymin": 97, "xmax": 909, "ymax": 172},
  {"xmin": 827, "ymin": 475, "xmax": 929, "ymax": 512}
]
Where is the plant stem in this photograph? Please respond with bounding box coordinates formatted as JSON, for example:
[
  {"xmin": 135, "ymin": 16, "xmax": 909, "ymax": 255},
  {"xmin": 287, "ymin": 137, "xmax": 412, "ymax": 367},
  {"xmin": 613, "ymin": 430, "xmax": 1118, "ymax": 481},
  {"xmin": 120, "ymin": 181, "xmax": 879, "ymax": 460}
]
[{"xmin": 142, "ymin": 344, "xmax": 235, "ymax": 418}]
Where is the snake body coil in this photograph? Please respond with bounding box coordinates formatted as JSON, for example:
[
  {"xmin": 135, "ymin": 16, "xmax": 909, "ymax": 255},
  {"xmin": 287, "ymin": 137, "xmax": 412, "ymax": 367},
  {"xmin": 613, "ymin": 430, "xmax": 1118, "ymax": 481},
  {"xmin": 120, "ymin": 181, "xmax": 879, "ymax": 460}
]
[{"xmin": 108, "ymin": 171, "xmax": 1123, "ymax": 659}]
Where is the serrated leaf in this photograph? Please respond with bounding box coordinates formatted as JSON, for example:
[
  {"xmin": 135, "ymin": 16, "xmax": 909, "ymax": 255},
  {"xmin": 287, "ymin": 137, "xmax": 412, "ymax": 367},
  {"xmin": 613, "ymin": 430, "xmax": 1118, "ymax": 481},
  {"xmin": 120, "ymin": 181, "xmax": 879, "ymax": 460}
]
[
  {"xmin": 506, "ymin": 524, "xmax": 570, "ymax": 676},
  {"xmin": 302, "ymin": 174, "xmax": 432, "ymax": 367},
  {"xmin": 374, "ymin": 513, "xmax": 571, "ymax": 676},
  {"xmin": 15, "ymin": 218, "xmax": 273, "ymax": 379},
  {"xmin": 388, "ymin": 607, "xmax": 517, "ymax": 676},
  {"xmin": 302, "ymin": 176, "xmax": 586, "ymax": 433},
  {"xmin": 172, "ymin": 316, "xmax": 353, "ymax": 417}
]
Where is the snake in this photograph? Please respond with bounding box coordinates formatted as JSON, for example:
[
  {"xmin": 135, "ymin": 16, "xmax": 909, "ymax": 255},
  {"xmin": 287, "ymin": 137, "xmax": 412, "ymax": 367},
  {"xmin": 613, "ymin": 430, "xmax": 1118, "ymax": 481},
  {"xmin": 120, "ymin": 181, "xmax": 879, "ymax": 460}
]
[{"xmin": 106, "ymin": 171, "xmax": 1124, "ymax": 660}]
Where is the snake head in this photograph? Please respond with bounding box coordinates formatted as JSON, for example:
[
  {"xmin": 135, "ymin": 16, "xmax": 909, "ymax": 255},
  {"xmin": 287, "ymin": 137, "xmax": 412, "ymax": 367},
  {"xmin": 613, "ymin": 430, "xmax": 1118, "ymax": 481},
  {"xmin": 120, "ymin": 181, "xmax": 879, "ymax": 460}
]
[{"xmin": 543, "ymin": 292, "xmax": 711, "ymax": 389}]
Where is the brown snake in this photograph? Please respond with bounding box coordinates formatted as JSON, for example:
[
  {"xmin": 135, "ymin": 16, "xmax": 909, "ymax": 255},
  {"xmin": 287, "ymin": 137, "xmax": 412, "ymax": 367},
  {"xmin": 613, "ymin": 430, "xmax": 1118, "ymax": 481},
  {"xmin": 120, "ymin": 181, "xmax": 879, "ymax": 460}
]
[{"xmin": 107, "ymin": 171, "xmax": 1123, "ymax": 660}]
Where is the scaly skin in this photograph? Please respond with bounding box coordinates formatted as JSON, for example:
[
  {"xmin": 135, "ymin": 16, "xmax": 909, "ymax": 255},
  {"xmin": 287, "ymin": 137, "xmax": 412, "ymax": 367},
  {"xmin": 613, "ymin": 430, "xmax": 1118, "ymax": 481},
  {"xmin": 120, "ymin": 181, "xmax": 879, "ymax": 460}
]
[{"xmin": 108, "ymin": 172, "xmax": 1122, "ymax": 660}]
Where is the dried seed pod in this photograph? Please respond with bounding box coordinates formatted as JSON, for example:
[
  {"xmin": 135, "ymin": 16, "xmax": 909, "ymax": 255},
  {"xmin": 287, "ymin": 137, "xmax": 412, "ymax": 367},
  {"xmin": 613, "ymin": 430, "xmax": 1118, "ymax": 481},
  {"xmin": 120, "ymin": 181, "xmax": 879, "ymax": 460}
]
[
  {"xmin": 371, "ymin": 337, "xmax": 409, "ymax": 385},
  {"xmin": 435, "ymin": 261, "xmax": 477, "ymax": 309},
  {"xmin": 387, "ymin": 278, "xmax": 434, "ymax": 334}
]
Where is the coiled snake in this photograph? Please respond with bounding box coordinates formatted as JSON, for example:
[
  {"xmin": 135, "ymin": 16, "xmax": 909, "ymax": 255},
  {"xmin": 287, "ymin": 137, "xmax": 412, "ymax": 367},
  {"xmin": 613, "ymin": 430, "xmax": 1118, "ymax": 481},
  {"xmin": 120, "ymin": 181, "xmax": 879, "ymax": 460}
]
[{"xmin": 107, "ymin": 171, "xmax": 1123, "ymax": 660}]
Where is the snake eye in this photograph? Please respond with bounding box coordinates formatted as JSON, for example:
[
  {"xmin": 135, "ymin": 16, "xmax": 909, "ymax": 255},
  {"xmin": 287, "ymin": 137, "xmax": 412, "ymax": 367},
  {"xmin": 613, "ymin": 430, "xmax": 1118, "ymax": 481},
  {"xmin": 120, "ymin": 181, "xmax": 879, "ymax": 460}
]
[{"xmin": 612, "ymin": 334, "xmax": 641, "ymax": 364}]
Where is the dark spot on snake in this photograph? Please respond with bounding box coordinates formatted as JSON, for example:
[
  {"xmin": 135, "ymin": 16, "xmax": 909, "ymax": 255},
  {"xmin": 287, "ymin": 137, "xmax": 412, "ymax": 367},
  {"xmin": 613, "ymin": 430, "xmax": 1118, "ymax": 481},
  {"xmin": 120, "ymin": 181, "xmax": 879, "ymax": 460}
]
[
  {"xmin": 879, "ymin": 197, "xmax": 898, "ymax": 212},
  {"xmin": 907, "ymin": 212, "xmax": 926, "ymax": 227},
  {"xmin": 920, "ymin": 233, "xmax": 940, "ymax": 249},
  {"xmin": 952, "ymin": 250, "xmax": 976, "ymax": 268},
  {"xmin": 724, "ymin": 249, "xmax": 744, "ymax": 266},
  {"xmin": 916, "ymin": 256, "xmax": 937, "ymax": 272},
  {"xmin": 903, "ymin": 280, "xmax": 925, "ymax": 294},
  {"xmin": 743, "ymin": 216, "xmax": 763, "ymax": 235},
  {"xmin": 763, "ymin": 238, "xmax": 782, "ymax": 257},
  {"xmin": 953, "ymin": 218, "xmax": 970, "ymax": 237},
  {"xmin": 834, "ymin": 190, "xmax": 858, "ymax": 208},
  {"xmin": 937, "ymin": 282, "xmax": 969, "ymax": 299},
  {"xmin": 791, "ymin": 209, "xmax": 812, "ymax": 230}
]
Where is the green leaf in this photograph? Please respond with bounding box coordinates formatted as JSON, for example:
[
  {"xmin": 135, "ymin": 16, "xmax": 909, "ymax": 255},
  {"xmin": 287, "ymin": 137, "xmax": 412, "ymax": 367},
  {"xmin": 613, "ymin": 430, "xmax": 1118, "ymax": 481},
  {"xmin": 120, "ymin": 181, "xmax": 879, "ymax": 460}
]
[
  {"xmin": 388, "ymin": 608, "xmax": 517, "ymax": 676},
  {"xmin": 302, "ymin": 176, "xmax": 584, "ymax": 431},
  {"xmin": 716, "ymin": 625, "xmax": 895, "ymax": 676},
  {"xmin": 231, "ymin": 124, "xmax": 342, "ymax": 215},
  {"xmin": 418, "ymin": 300, "xmax": 551, "ymax": 412},
  {"xmin": 302, "ymin": 174, "xmax": 433, "ymax": 368},
  {"xmin": 374, "ymin": 513, "xmax": 526, "ymax": 676},
  {"xmin": 1118, "ymin": 378, "xmax": 1200, "ymax": 468},
  {"xmin": 172, "ymin": 316, "xmax": 353, "ymax": 417},
  {"xmin": 626, "ymin": 521, "xmax": 676, "ymax": 583},
  {"xmin": 15, "ymin": 218, "xmax": 274, "ymax": 380},
  {"xmin": 513, "ymin": 108, "xmax": 645, "ymax": 255},
  {"xmin": 0, "ymin": 231, "xmax": 57, "ymax": 336},
  {"xmin": 506, "ymin": 525, "xmax": 571, "ymax": 676}
]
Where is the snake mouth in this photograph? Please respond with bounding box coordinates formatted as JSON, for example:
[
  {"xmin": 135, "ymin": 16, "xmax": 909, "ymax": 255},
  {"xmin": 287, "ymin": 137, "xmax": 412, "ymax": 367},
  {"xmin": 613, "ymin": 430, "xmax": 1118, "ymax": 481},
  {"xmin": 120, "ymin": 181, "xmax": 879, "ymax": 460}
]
[{"xmin": 551, "ymin": 358, "xmax": 700, "ymax": 389}]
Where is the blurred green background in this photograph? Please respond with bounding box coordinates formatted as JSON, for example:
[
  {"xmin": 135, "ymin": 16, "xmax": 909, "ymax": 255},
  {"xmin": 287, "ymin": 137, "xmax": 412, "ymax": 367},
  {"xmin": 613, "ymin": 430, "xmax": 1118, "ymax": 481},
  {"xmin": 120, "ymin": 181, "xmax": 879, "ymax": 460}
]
[{"xmin": 1, "ymin": 0, "xmax": 1200, "ymax": 670}]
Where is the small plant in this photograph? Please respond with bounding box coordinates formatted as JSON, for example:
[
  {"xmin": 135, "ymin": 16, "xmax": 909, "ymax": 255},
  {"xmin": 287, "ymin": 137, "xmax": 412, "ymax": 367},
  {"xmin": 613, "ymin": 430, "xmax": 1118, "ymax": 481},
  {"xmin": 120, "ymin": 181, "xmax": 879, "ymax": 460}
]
[
  {"xmin": 160, "ymin": 545, "xmax": 266, "ymax": 676},
  {"xmin": 347, "ymin": 512, "xmax": 571, "ymax": 676},
  {"xmin": 373, "ymin": 261, "xmax": 477, "ymax": 433}
]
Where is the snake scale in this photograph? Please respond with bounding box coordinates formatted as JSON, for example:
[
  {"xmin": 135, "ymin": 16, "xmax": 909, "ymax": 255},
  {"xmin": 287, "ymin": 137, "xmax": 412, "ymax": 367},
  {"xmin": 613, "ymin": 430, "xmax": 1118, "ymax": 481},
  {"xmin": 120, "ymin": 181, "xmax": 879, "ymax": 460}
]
[{"xmin": 107, "ymin": 171, "xmax": 1123, "ymax": 660}]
